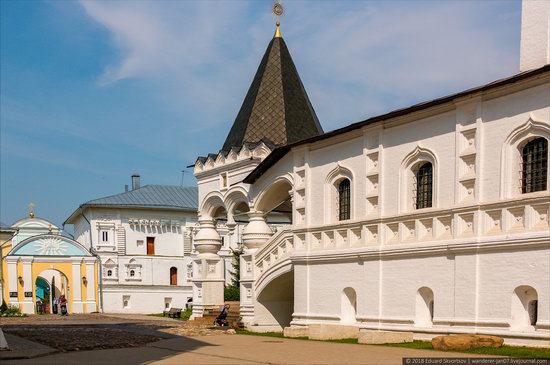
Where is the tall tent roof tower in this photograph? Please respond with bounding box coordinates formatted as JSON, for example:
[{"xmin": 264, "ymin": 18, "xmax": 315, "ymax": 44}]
[{"xmin": 221, "ymin": 16, "xmax": 323, "ymax": 152}]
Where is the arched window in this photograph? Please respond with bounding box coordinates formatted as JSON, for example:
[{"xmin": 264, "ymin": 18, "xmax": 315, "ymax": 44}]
[
  {"xmin": 170, "ymin": 267, "xmax": 177, "ymax": 286},
  {"xmin": 338, "ymin": 179, "xmax": 351, "ymax": 221},
  {"xmin": 522, "ymin": 138, "xmax": 548, "ymax": 193},
  {"xmin": 415, "ymin": 162, "xmax": 433, "ymax": 209},
  {"xmin": 107, "ymin": 269, "xmax": 112, "ymax": 277}
]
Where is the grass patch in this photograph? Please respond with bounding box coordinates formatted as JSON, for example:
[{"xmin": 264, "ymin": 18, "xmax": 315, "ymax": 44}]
[
  {"xmin": 148, "ymin": 307, "xmax": 192, "ymax": 321},
  {"xmin": 386, "ymin": 341, "xmax": 550, "ymax": 358},
  {"xmin": 236, "ymin": 330, "xmax": 549, "ymax": 358},
  {"xmin": 235, "ymin": 329, "xmax": 285, "ymax": 338},
  {"xmin": 385, "ymin": 341, "xmax": 433, "ymax": 350},
  {"xmin": 236, "ymin": 329, "xmax": 357, "ymax": 344}
]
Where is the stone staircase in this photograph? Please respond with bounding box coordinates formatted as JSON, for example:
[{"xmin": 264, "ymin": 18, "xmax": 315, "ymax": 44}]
[{"xmin": 187, "ymin": 301, "xmax": 243, "ymax": 329}]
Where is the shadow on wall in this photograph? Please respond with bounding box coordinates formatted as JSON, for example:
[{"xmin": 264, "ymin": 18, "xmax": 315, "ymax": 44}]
[{"xmin": 255, "ymin": 270, "xmax": 294, "ymax": 329}]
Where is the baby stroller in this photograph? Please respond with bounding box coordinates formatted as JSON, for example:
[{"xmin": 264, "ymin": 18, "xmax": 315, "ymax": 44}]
[{"xmin": 214, "ymin": 304, "xmax": 230, "ymax": 326}]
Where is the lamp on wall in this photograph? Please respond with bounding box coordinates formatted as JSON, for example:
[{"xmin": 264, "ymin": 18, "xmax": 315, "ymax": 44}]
[
  {"xmin": 82, "ymin": 276, "xmax": 87, "ymax": 286},
  {"xmin": 18, "ymin": 276, "xmax": 23, "ymax": 286}
]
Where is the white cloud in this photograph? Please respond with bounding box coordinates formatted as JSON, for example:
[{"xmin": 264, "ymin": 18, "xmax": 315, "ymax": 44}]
[{"xmin": 79, "ymin": 0, "xmax": 520, "ymax": 132}]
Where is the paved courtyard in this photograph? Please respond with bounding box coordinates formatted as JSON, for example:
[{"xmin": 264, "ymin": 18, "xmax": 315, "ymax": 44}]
[{"xmin": 1, "ymin": 314, "xmax": 489, "ymax": 365}]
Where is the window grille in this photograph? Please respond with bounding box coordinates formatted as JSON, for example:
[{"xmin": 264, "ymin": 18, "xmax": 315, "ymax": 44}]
[
  {"xmin": 521, "ymin": 138, "xmax": 548, "ymax": 193},
  {"xmin": 414, "ymin": 162, "xmax": 433, "ymax": 209},
  {"xmin": 338, "ymin": 179, "xmax": 351, "ymax": 221}
]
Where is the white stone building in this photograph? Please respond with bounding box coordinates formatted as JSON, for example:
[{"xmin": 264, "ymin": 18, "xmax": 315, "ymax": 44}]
[
  {"xmin": 65, "ymin": 175, "xmax": 238, "ymax": 313},
  {"xmin": 190, "ymin": 2, "xmax": 550, "ymax": 347}
]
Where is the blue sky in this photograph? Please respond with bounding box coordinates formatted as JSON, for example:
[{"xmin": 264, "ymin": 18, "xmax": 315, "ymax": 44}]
[{"xmin": 1, "ymin": 0, "xmax": 520, "ymax": 227}]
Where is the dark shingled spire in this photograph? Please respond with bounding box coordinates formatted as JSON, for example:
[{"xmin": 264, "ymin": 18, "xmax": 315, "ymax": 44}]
[{"xmin": 221, "ymin": 32, "xmax": 323, "ymax": 152}]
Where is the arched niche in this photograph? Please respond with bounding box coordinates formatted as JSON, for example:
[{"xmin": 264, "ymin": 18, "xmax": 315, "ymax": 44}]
[
  {"xmin": 415, "ymin": 286, "xmax": 434, "ymax": 327},
  {"xmin": 341, "ymin": 287, "xmax": 357, "ymax": 324},
  {"xmin": 511, "ymin": 285, "xmax": 539, "ymax": 331}
]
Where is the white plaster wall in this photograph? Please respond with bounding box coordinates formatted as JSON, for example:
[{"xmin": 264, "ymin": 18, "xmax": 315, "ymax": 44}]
[
  {"xmin": 293, "ymin": 246, "xmax": 549, "ymax": 331},
  {"xmin": 477, "ymin": 248, "xmax": 550, "ymax": 324},
  {"xmin": 380, "ymin": 255, "xmax": 455, "ymax": 322},
  {"xmin": 305, "ymin": 261, "xmax": 365, "ymax": 319},
  {"xmin": 86, "ymin": 208, "xmax": 197, "ymax": 256},
  {"xmin": 103, "ymin": 286, "xmax": 193, "ymax": 313}
]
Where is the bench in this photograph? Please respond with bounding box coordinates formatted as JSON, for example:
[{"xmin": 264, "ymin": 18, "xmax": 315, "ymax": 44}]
[{"xmin": 163, "ymin": 307, "xmax": 182, "ymax": 318}]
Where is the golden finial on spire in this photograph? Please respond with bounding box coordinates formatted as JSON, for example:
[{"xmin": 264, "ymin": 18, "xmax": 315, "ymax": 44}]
[
  {"xmin": 28, "ymin": 202, "xmax": 35, "ymax": 218},
  {"xmin": 273, "ymin": 1, "xmax": 283, "ymax": 38}
]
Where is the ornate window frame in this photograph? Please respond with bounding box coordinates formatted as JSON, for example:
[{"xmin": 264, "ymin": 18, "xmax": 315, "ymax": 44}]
[
  {"xmin": 102, "ymin": 258, "xmax": 118, "ymax": 281},
  {"xmin": 324, "ymin": 163, "xmax": 355, "ymax": 223},
  {"xmin": 125, "ymin": 259, "xmax": 142, "ymax": 281},
  {"xmin": 500, "ymin": 116, "xmax": 550, "ymax": 199},
  {"xmin": 400, "ymin": 146, "xmax": 438, "ymax": 213},
  {"xmin": 96, "ymin": 221, "xmax": 116, "ymax": 250}
]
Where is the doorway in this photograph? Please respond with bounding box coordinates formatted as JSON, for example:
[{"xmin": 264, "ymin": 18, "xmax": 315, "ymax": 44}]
[{"xmin": 147, "ymin": 237, "xmax": 155, "ymax": 255}]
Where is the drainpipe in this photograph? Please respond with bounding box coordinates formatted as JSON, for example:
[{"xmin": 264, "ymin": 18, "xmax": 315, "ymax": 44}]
[
  {"xmin": 79, "ymin": 207, "xmax": 104, "ymax": 313},
  {"xmin": 60, "ymin": 224, "xmax": 75, "ymax": 240},
  {"xmin": 0, "ymin": 230, "xmax": 18, "ymax": 305}
]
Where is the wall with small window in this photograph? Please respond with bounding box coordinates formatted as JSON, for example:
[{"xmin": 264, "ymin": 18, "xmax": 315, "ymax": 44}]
[
  {"xmin": 500, "ymin": 120, "xmax": 549, "ymax": 199},
  {"xmin": 170, "ymin": 267, "xmax": 178, "ymax": 286},
  {"xmin": 483, "ymin": 83, "xmax": 549, "ymax": 201},
  {"xmin": 323, "ymin": 164, "xmax": 355, "ymax": 223},
  {"xmin": 102, "ymin": 258, "xmax": 118, "ymax": 281},
  {"xmin": 95, "ymin": 222, "xmax": 116, "ymax": 251},
  {"xmin": 307, "ymin": 136, "xmax": 365, "ymax": 226}
]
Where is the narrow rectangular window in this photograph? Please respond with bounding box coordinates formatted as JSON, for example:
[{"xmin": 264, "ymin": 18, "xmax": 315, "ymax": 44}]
[
  {"xmin": 415, "ymin": 162, "xmax": 433, "ymax": 209},
  {"xmin": 338, "ymin": 179, "xmax": 351, "ymax": 221},
  {"xmin": 170, "ymin": 267, "xmax": 177, "ymax": 285},
  {"xmin": 101, "ymin": 231, "xmax": 109, "ymax": 242},
  {"xmin": 522, "ymin": 138, "xmax": 548, "ymax": 193}
]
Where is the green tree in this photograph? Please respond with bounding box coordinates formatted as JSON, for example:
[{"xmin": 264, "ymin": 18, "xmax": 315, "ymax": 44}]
[
  {"xmin": 224, "ymin": 245, "xmax": 244, "ymax": 301},
  {"xmin": 229, "ymin": 246, "xmax": 243, "ymax": 287}
]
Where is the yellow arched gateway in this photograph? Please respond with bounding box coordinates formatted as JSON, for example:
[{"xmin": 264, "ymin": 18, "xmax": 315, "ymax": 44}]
[{"xmin": 1, "ymin": 216, "xmax": 98, "ymax": 315}]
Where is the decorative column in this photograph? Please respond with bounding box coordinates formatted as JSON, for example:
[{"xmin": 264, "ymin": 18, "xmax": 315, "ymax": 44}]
[
  {"xmin": 240, "ymin": 211, "xmax": 273, "ymax": 327},
  {"xmin": 84, "ymin": 257, "xmax": 97, "ymax": 313},
  {"xmin": 191, "ymin": 217, "xmax": 224, "ymax": 319},
  {"xmin": 71, "ymin": 259, "xmax": 83, "ymax": 313},
  {"xmin": 6, "ymin": 257, "xmax": 19, "ymax": 307},
  {"xmin": 20, "ymin": 257, "xmax": 34, "ymax": 314}
]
